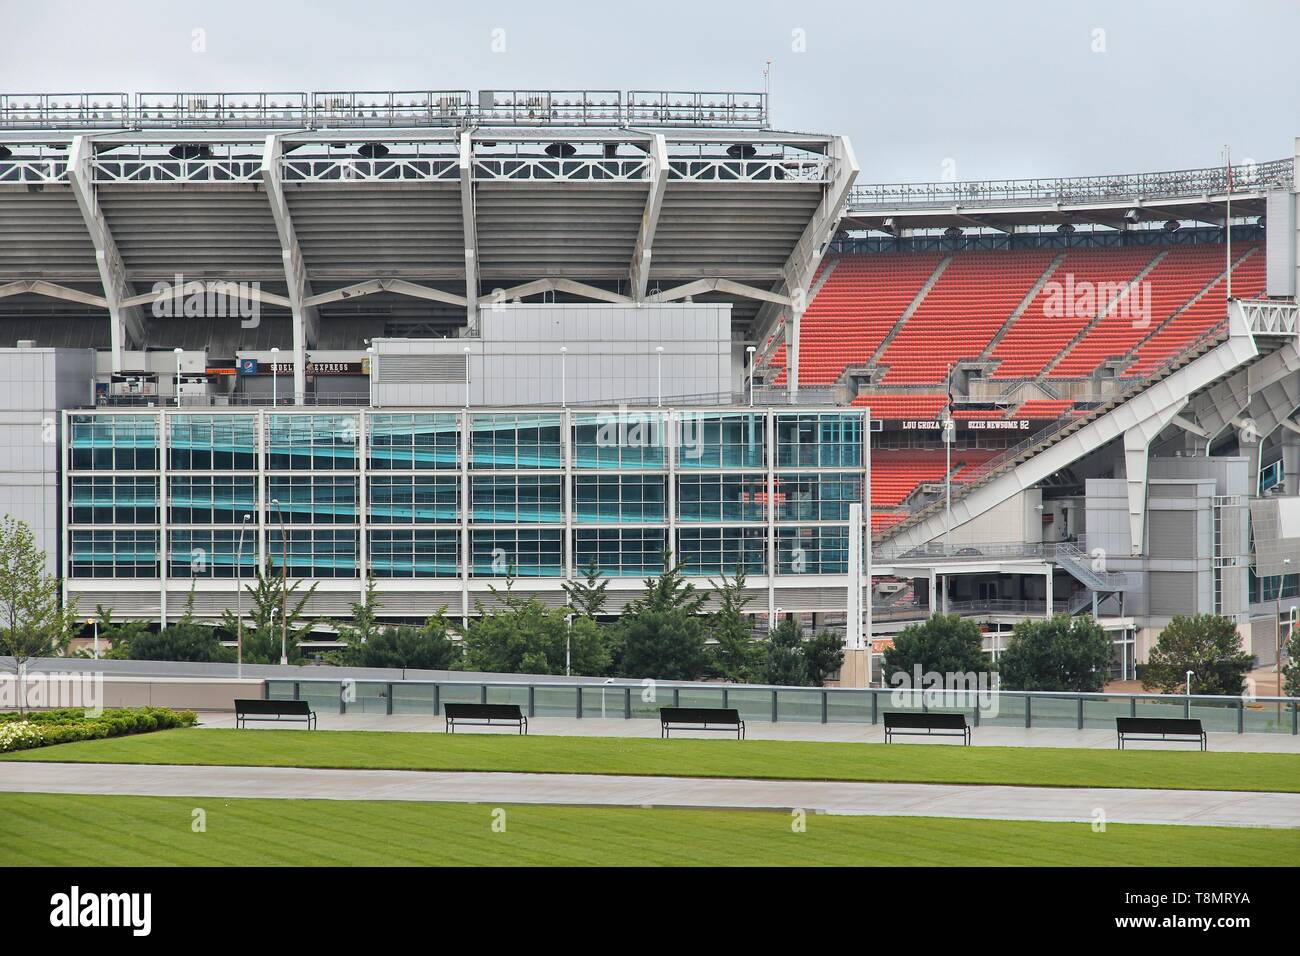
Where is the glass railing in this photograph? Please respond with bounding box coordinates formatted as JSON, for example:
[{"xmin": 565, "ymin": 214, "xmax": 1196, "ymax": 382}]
[{"xmin": 262, "ymin": 678, "xmax": 1300, "ymax": 735}]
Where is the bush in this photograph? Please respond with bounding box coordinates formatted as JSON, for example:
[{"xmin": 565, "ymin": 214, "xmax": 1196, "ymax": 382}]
[
  {"xmin": 998, "ymin": 615, "xmax": 1114, "ymax": 692},
  {"xmin": 1143, "ymin": 614, "xmax": 1254, "ymax": 696},
  {"xmin": 0, "ymin": 706, "xmax": 197, "ymax": 753}
]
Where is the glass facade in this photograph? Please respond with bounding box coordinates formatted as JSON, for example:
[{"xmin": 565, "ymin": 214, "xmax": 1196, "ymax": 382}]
[
  {"xmin": 169, "ymin": 476, "xmax": 257, "ymax": 524},
  {"xmin": 369, "ymin": 413, "xmax": 458, "ymax": 469},
  {"xmin": 169, "ymin": 415, "xmax": 257, "ymax": 469},
  {"xmin": 70, "ymin": 476, "xmax": 159, "ymax": 524},
  {"xmin": 64, "ymin": 408, "xmax": 866, "ymax": 596}
]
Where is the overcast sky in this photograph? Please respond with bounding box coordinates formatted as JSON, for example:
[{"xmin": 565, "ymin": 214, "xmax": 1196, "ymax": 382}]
[{"xmin": 1, "ymin": 0, "xmax": 1296, "ymax": 182}]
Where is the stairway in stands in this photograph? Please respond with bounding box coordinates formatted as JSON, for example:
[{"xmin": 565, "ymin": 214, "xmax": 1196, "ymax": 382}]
[{"xmin": 876, "ymin": 250, "xmax": 1057, "ymax": 384}]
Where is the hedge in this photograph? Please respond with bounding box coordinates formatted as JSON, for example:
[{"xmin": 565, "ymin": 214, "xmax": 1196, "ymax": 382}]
[{"xmin": 0, "ymin": 706, "xmax": 197, "ymax": 753}]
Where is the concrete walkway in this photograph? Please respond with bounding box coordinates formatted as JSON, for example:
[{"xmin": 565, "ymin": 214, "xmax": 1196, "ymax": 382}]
[
  {"xmin": 3, "ymin": 761, "xmax": 1299, "ymax": 828},
  {"xmin": 195, "ymin": 713, "xmax": 1300, "ymax": 754}
]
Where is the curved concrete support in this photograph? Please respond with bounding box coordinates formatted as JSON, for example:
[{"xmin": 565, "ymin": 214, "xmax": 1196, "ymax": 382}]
[
  {"xmin": 67, "ymin": 135, "xmax": 146, "ymax": 371},
  {"xmin": 261, "ymin": 134, "xmax": 320, "ymax": 405}
]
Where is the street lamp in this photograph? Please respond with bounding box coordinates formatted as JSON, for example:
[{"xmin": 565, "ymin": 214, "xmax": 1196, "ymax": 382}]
[
  {"xmin": 1186, "ymin": 669, "xmax": 1195, "ymax": 697},
  {"xmin": 270, "ymin": 346, "xmax": 280, "ymax": 407},
  {"xmin": 746, "ymin": 345, "xmax": 757, "ymax": 407},
  {"xmin": 235, "ymin": 512, "xmax": 252, "ymax": 679},
  {"xmin": 463, "ymin": 345, "xmax": 472, "ymax": 408},
  {"xmin": 270, "ymin": 498, "xmax": 289, "ymax": 666},
  {"xmin": 565, "ymin": 612, "xmax": 573, "ymax": 677},
  {"xmin": 87, "ymin": 617, "xmax": 98, "ymax": 660},
  {"xmin": 655, "ymin": 346, "xmax": 664, "ymax": 407},
  {"xmin": 365, "ymin": 346, "xmax": 376, "ymax": 407},
  {"xmin": 560, "ymin": 346, "xmax": 568, "ymax": 408},
  {"xmin": 173, "ymin": 347, "xmax": 183, "ymax": 407}
]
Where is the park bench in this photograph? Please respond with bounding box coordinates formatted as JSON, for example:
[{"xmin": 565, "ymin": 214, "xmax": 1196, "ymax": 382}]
[
  {"xmin": 234, "ymin": 698, "xmax": 316, "ymax": 730},
  {"xmin": 659, "ymin": 706, "xmax": 745, "ymax": 739},
  {"xmin": 443, "ymin": 702, "xmax": 528, "ymax": 734},
  {"xmin": 883, "ymin": 711, "xmax": 971, "ymax": 745},
  {"xmin": 1115, "ymin": 716, "xmax": 1206, "ymax": 751}
]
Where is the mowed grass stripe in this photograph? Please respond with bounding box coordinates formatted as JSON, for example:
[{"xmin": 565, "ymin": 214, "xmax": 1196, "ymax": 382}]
[
  {"xmin": 3, "ymin": 728, "xmax": 1298, "ymax": 793},
  {"xmin": 0, "ymin": 793, "xmax": 1295, "ymax": 867}
]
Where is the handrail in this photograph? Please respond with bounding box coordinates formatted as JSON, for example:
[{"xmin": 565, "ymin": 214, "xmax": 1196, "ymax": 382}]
[
  {"xmin": 849, "ymin": 158, "xmax": 1293, "ymax": 208},
  {"xmin": 0, "ymin": 89, "xmax": 770, "ymax": 130}
]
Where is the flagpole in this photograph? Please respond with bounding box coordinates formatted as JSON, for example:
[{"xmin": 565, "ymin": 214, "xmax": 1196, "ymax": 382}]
[{"xmin": 1225, "ymin": 145, "xmax": 1232, "ymax": 300}]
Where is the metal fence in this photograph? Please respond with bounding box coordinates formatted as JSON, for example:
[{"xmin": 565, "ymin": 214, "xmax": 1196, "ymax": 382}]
[
  {"xmin": 848, "ymin": 158, "xmax": 1294, "ymax": 208},
  {"xmin": 266, "ymin": 678, "xmax": 1300, "ymax": 735}
]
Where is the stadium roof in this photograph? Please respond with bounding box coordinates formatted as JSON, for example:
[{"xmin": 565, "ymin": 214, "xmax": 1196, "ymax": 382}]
[{"xmin": 0, "ymin": 88, "xmax": 858, "ymax": 398}]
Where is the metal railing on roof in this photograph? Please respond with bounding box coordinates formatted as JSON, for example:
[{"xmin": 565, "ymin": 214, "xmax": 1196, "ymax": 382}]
[
  {"xmin": 0, "ymin": 89, "xmax": 770, "ymax": 130},
  {"xmin": 848, "ymin": 158, "xmax": 1293, "ymax": 209}
]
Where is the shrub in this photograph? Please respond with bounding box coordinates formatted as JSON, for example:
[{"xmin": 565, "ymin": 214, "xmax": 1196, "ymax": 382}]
[{"xmin": 0, "ymin": 706, "xmax": 196, "ymax": 753}]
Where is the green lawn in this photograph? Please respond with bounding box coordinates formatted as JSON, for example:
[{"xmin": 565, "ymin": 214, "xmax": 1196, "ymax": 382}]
[
  {"xmin": 5, "ymin": 727, "xmax": 1299, "ymax": 792},
  {"xmin": 1, "ymin": 792, "xmax": 1294, "ymax": 866}
]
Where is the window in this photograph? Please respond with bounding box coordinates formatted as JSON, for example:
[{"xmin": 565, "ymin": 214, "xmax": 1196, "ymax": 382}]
[
  {"xmin": 574, "ymin": 528, "xmax": 666, "ymax": 577},
  {"xmin": 169, "ymin": 415, "xmax": 257, "ymax": 469},
  {"xmin": 69, "ymin": 476, "xmax": 158, "ymax": 524},
  {"xmin": 471, "ymin": 414, "xmax": 562, "ymax": 469},
  {"xmin": 168, "ymin": 529, "xmax": 257, "ymax": 578},
  {"xmin": 676, "ymin": 474, "xmax": 767, "ymax": 522},
  {"xmin": 369, "ymin": 476, "xmax": 458, "ymax": 523},
  {"xmin": 471, "ymin": 475, "xmax": 563, "ymax": 522},
  {"xmin": 267, "ymin": 414, "xmax": 358, "ymax": 470},
  {"xmin": 470, "ymin": 529, "xmax": 563, "ymax": 577},
  {"xmin": 369, "ymin": 530, "xmax": 459, "ymax": 578},
  {"xmin": 266, "ymin": 529, "xmax": 358, "ymax": 578},
  {"xmin": 774, "ymin": 473, "xmax": 863, "ymax": 521},
  {"xmin": 70, "ymin": 530, "xmax": 159, "ymax": 578},
  {"xmin": 776, "ymin": 413, "xmax": 863, "ymax": 467},
  {"xmin": 168, "ymin": 476, "xmax": 256, "ymax": 524},
  {"xmin": 69, "ymin": 415, "xmax": 158, "ymax": 470},
  {"xmin": 777, "ymin": 526, "xmax": 850, "ymax": 574},
  {"xmin": 677, "ymin": 412, "xmax": 765, "ymax": 469},
  {"xmin": 369, "ymin": 413, "xmax": 459, "ymax": 470},
  {"xmin": 266, "ymin": 476, "xmax": 359, "ymax": 524},
  {"xmin": 573, "ymin": 475, "xmax": 666, "ymax": 524},
  {"xmin": 572, "ymin": 412, "xmax": 667, "ymax": 469},
  {"xmin": 677, "ymin": 527, "xmax": 766, "ymax": 576}
]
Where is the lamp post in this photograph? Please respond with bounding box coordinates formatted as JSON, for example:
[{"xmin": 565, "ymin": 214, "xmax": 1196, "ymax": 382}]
[
  {"xmin": 1276, "ymin": 558, "xmax": 1291, "ymax": 702},
  {"xmin": 746, "ymin": 345, "xmax": 757, "ymax": 406},
  {"xmin": 1280, "ymin": 605, "xmax": 1297, "ymax": 724},
  {"xmin": 565, "ymin": 612, "xmax": 573, "ymax": 677},
  {"xmin": 655, "ymin": 346, "xmax": 664, "ymax": 407},
  {"xmin": 560, "ymin": 346, "xmax": 568, "ymax": 408},
  {"xmin": 270, "ymin": 346, "xmax": 280, "ymax": 407},
  {"xmin": 88, "ymin": 617, "xmax": 98, "ymax": 660},
  {"xmin": 270, "ymin": 498, "xmax": 289, "ymax": 666},
  {"xmin": 463, "ymin": 345, "xmax": 471, "ymax": 408},
  {"xmin": 366, "ymin": 346, "xmax": 376, "ymax": 407},
  {"xmin": 1186, "ymin": 669, "xmax": 1195, "ymax": 698},
  {"xmin": 235, "ymin": 512, "xmax": 252, "ymax": 679},
  {"xmin": 173, "ymin": 347, "xmax": 183, "ymax": 407}
]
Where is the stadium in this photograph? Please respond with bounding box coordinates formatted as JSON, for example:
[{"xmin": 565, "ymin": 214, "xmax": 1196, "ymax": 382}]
[
  {"xmin": 0, "ymin": 89, "xmax": 1297, "ymax": 686},
  {"xmin": 0, "ymin": 26, "xmax": 1298, "ymax": 894}
]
